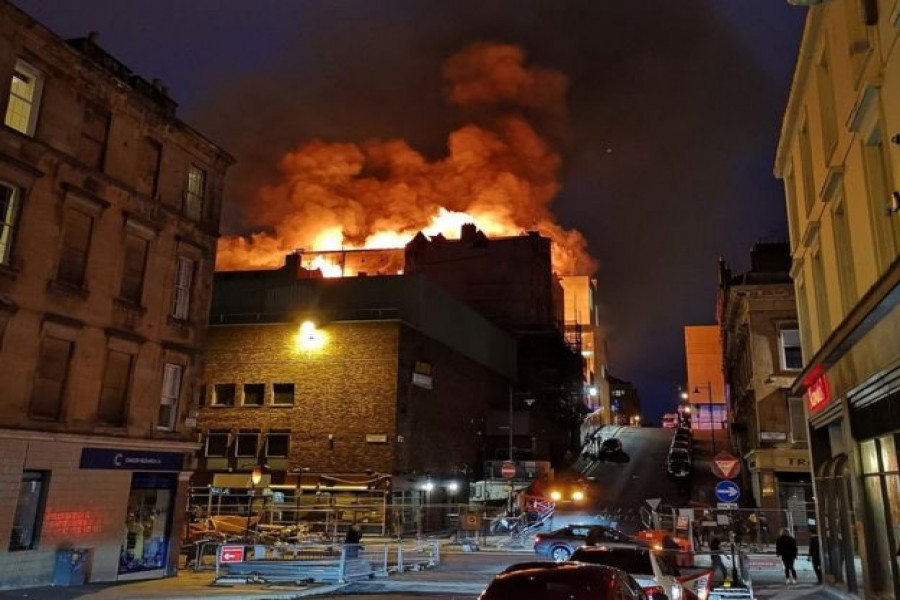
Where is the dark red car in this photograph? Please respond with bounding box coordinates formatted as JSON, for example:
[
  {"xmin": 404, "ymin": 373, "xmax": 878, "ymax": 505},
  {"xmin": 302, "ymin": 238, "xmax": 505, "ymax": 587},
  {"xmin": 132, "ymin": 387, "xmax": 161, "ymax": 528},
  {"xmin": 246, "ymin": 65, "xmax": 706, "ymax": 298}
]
[{"xmin": 479, "ymin": 563, "xmax": 649, "ymax": 599}]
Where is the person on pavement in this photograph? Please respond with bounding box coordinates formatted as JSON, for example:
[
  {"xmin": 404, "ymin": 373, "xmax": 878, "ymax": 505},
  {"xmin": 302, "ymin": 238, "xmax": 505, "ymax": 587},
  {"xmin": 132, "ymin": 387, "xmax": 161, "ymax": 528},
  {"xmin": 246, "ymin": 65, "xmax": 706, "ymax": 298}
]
[
  {"xmin": 809, "ymin": 528, "xmax": 822, "ymax": 585},
  {"xmin": 344, "ymin": 523, "xmax": 363, "ymax": 559},
  {"xmin": 776, "ymin": 528, "xmax": 799, "ymax": 584},
  {"xmin": 709, "ymin": 535, "xmax": 728, "ymax": 582}
]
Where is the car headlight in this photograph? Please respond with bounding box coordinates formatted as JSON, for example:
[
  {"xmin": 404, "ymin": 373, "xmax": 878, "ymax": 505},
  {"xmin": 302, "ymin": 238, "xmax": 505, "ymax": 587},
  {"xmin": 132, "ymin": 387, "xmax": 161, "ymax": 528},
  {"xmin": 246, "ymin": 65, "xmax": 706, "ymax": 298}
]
[
  {"xmin": 550, "ymin": 490, "xmax": 562, "ymax": 501},
  {"xmin": 571, "ymin": 490, "xmax": 585, "ymax": 502}
]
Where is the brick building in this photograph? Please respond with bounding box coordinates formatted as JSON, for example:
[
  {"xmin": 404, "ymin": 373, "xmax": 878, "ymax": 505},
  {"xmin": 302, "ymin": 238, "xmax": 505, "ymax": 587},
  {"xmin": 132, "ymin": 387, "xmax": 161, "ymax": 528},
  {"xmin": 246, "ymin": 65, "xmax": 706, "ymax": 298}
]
[
  {"xmin": 196, "ymin": 262, "xmax": 517, "ymax": 509},
  {"xmin": 0, "ymin": 3, "xmax": 232, "ymax": 587}
]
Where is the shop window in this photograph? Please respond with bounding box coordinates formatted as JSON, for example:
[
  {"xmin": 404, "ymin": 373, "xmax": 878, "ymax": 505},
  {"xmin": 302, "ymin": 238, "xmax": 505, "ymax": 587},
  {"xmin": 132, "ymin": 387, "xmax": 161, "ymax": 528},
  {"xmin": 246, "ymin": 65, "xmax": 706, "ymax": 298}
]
[
  {"xmin": 8, "ymin": 471, "xmax": 48, "ymax": 551},
  {"xmin": 183, "ymin": 165, "xmax": 206, "ymax": 221},
  {"xmin": 0, "ymin": 182, "xmax": 21, "ymax": 266},
  {"xmin": 120, "ymin": 473, "xmax": 174, "ymax": 575},
  {"xmin": 779, "ymin": 327, "xmax": 803, "ymax": 371},
  {"xmin": 243, "ymin": 383, "xmax": 264, "ymax": 406},
  {"xmin": 157, "ymin": 363, "xmax": 182, "ymax": 431},
  {"xmin": 266, "ymin": 432, "xmax": 290, "ymax": 458},
  {"xmin": 98, "ymin": 349, "xmax": 134, "ymax": 426},
  {"xmin": 56, "ymin": 207, "xmax": 94, "ymax": 287},
  {"xmin": 273, "ymin": 383, "xmax": 295, "ymax": 406},
  {"xmin": 205, "ymin": 431, "xmax": 229, "ymax": 457},
  {"xmin": 30, "ymin": 336, "xmax": 73, "ymax": 420},
  {"xmin": 4, "ymin": 59, "xmax": 44, "ymax": 136},
  {"xmin": 171, "ymin": 256, "xmax": 194, "ymax": 320},
  {"xmin": 212, "ymin": 383, "xmax": 235, "ymax": 406},
  {"xmin": 234, "ymin": 432, "xmax": 259, "ymax": 458}
]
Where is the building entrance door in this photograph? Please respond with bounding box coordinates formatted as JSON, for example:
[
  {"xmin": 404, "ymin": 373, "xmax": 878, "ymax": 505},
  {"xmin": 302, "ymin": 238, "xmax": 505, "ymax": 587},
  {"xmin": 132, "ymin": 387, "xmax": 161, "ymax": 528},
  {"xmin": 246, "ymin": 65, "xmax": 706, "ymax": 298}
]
[{"xmin": 118, "ymin": 473, "xmax": 176, "ymax": 580}]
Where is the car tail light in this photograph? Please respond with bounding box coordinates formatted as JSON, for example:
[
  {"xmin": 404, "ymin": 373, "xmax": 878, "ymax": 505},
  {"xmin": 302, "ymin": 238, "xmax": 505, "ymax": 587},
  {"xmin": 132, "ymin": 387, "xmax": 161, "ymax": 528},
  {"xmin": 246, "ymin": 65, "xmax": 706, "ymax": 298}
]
[
  {"xmin": 643, "ymin": 585, "xmax": 667, "ymax": 599},
  {"xmin": 534, "ymin": 535, "xmax": 542, "ymax": 543}
]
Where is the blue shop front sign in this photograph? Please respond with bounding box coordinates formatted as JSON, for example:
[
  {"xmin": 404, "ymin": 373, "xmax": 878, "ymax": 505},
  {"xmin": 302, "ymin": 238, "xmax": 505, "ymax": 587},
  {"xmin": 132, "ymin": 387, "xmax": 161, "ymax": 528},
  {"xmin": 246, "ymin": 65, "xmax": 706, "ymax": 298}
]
[{"xmin": 80, "ymin": 447, "xmax": 184, "ymax": 471}]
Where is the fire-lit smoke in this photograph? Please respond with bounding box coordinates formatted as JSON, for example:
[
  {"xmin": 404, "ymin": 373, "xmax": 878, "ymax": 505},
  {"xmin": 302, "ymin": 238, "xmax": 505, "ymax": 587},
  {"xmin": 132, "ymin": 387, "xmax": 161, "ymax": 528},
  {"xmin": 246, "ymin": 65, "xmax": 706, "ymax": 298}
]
[{"xmin": 216, "ymin": 43, "xmax": 597, "ymax": 276}]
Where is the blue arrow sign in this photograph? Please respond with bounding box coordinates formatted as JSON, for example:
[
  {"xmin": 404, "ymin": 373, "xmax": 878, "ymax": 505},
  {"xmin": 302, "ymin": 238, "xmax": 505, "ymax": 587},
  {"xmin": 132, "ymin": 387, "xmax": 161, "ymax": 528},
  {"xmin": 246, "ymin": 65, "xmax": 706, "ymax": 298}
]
[{"xmin": 715, "ymin": 480, "xmax": 741, "ymax": 503}]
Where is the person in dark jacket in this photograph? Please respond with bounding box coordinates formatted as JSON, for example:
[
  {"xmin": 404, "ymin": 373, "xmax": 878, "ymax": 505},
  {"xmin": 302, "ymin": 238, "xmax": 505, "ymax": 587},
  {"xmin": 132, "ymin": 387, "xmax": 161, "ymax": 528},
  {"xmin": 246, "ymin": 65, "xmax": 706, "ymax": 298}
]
[
  {"xmin": 776, "ymin": 528, "xmax": 799, "ymax": 584},
  {"xmin": 344, "ymin": 523, "xmax": 363, "ymax": 558},
  {"xmin": 809, "ymin": 528, "xmax": 822, "ymax": 584},
  {"xmin": 709, "ymin": 535, "xmax": 728, "ymax": 581}
]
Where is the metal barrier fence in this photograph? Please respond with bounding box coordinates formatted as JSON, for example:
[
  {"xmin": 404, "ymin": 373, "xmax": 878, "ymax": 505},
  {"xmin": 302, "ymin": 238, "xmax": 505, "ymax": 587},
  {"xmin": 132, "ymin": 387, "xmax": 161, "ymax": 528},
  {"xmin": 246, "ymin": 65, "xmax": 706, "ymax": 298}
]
[
  {"xmin": 205, "ymin": 539, "xmax": 441, "ymax": 584},
  {"xmin": 650, "ymin": 504, "xmax": 817, "ymax": 551}
]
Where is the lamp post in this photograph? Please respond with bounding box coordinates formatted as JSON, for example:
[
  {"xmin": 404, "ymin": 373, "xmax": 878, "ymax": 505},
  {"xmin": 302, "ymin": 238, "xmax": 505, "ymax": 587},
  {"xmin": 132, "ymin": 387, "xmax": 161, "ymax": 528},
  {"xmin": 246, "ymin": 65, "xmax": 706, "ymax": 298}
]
[
  {"xmin": 245, "ymin": 465, "xmax": 262, "ymax": 543},
  {"xmin": 693, "ymin": 383, "xmax": 716, "ymax": 455}
]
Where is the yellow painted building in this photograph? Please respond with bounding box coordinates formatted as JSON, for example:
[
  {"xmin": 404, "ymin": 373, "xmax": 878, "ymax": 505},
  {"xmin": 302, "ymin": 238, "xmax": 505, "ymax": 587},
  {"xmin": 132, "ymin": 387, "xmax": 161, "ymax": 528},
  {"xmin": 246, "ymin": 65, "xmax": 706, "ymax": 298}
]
[
  {"xmin": 559, "ymin": 275, "xmax": 609, "ymax": 423},
  {"xmin": 774, "ymin": 2, "xmax": 900, "ymax": 597}
]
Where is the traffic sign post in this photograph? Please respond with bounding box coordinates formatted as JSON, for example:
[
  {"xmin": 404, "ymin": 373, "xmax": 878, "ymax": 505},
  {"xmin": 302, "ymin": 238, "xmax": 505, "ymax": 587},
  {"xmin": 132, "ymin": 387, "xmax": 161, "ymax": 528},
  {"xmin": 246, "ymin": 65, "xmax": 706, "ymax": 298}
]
[
  {"xmin": 711, "ymin": 452, "xmax": 741, "ymax": 479},
  {"xmin": 216, "ymin": 544, "xmax": 245, "ymax": 578},
  {"xmin": 501, "ymin": 461, "xmax": 516, "ymax": 479}
]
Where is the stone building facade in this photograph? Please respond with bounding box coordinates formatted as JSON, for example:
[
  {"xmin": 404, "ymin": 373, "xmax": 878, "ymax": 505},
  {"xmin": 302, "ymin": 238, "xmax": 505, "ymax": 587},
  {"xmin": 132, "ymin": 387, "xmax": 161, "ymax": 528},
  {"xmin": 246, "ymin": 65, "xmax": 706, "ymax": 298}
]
[
  {"xmin": 774, "ymin": 2, "xmax": 900, "ymax": 597},
  {"xmin": 0, "ymin": 3, "xmax": 232, "ymax": 587},
  {"xmin": 717, "ymin": 243, "xmax": 813, "ymax": 535}
]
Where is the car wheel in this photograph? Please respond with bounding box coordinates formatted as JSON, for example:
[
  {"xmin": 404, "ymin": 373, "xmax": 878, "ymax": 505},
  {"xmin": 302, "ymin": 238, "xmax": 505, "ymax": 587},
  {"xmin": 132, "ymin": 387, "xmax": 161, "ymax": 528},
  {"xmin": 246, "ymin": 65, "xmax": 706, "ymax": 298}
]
[{"xmin": 550, "ymin": 546, "xmax": 571, "ymax": 561}]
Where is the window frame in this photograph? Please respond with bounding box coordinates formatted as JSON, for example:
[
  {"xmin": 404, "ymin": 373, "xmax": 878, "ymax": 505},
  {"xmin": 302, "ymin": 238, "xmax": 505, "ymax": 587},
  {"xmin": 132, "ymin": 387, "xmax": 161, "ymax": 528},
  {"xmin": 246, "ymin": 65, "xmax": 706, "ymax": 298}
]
[
  {"xmin": 212, "ymin": 383, "xmax": 236, "ymax": 407},
  {"xmin": 29, "ymin": 335, "xmax": 74, "ymax": 421},
  {"xmin": 172, "ymin": 256, "xmax": 195, "ymax": 320},
  {"xmin": 56, "ymin": 206, "xmax": 95, "ymax": 287},
  {"xmin": 272, "ymin": 383, "xmax": 295, "ymax": 406},
  {"xmin": 183, "ymin": 164, "xmax": 207, "ymax": 221},
  {"xmin": 157, "ymin": 362, "xmax": 183, "ymax": 431},
  {"xmin": 4, "ymin": 59, "xmax": 44, "ymax": 137},
  {"xmin": 265, "ymin": 432, "xmax": 290, "ymax": 458},
  {"xmin": 778, "ymin": 325, "xmax": 803, "ymax": 372},
  {"xmin": 97, "ymin": 348, "xmax": 135, "ymax": 427},
  {"xmin": 119, "ymin": 230, "xmax": 150, "ymax": 305},
  {"xmin": 8, "ymin": 470, "xmax": 49, "ymax": 552},
  {"xmin": 0, "ymin": 182, "xmax": 21, "ymax": 267},
  {"xmin": 242, "ymin": 383, "xmax": 265, "ymax": 407},
  {"xmin": 205, "ymin": 431, "xmax": 230, "ymax": 457},
  {"xmin": 234, "ymin": 431, "xmax": 260, "ymax": 458}
]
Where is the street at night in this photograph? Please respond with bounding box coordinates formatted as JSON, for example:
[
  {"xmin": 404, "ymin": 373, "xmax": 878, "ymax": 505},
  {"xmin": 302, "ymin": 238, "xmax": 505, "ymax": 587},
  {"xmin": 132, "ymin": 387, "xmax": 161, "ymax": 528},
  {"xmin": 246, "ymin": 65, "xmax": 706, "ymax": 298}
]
[{"xmin": 1, "ymin": 1, "xmax": 899, "ymax": 599}]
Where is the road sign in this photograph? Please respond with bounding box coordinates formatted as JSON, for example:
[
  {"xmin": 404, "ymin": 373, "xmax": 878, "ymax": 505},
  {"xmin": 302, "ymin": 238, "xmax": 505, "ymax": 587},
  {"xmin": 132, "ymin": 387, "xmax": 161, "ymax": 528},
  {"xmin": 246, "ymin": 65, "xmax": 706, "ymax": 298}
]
[
  {"xmin": 714, "ymin": 480, "xmax": 741, "ymax": 503},
  {"xmin": 711, "ymin": 452, "xmax": 741, "ymax": 479},
  {"xmin": 219, "ymin": 545, "xmax": 245, "ymax": 563},
  {"xmin": 646, "ymin": 497, "xmax": 662, "ymax": 510},
  {"xmin": 717, "ymin": 502, "xmax": 739, "ymax": 510},
  {"xmin": 501, "ymin": 461, "xmax": 516, "ymax": 479}
]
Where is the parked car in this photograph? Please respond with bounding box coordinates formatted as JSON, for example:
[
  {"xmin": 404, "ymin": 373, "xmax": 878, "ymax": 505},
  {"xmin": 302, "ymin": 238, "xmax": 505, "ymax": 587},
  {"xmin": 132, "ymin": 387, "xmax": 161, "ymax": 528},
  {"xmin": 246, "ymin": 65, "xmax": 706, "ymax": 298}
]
[
  {"xmin": 480, "ymin": 563, "xmax": 649, "ymax": 599},
  {"xmin": 675, "ymin": 427, "xmax": 692, "ymax": 438},
  {"xmin": 534, "ymin": 524, "xmax": 645, "ymax": 561},
  {"xmin": 666, "ymin": 457, "xmax": 692, "ymax": 479},
  {"xmin": 668, "ymin": 447, "xmax": 692, "ymax": 465},
  {"xmin": 661, "ymin": 414, "xmax": 679, "ymax": 428},
  {"xmin": 571, "ymin": 546, "xmax": 683, "ymax": 600},
  {"xmin": 597, "ymin": 438, "xmax": 625, "ymax": 461},
  {"xmin": 670, "ymin": 438, "xmax": 692, "ymax": 453}
]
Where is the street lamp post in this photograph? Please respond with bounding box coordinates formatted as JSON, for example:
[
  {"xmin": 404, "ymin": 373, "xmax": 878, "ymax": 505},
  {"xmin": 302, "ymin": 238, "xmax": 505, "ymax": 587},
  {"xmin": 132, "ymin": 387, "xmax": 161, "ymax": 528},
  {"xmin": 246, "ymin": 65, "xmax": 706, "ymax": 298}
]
[
  {"xmin": 245, "ymin": 465, "xmax": 262, "ymax": 543},
  {"xmin": 693, "ymin": 383, "xmax": 716, "ymax": 455}
]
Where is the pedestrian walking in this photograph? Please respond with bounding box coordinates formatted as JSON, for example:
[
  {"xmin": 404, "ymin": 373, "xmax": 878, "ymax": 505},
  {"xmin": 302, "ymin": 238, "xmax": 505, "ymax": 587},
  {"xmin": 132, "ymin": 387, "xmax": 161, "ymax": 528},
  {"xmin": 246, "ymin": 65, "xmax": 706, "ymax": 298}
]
[
  {"xmin": 709, "ymin": 535, "xmax": 728, "ymax": 581},
  {"xmin": 809, "ymin": 528, "xmax": 823, "ymax": 584},
  {"xmin": 344, "ymin": 523, "xmax": 363, "ymax": 559},
  {"xmin": 776, "ymin": 528, "xmax": 799, "ymax": 584}
]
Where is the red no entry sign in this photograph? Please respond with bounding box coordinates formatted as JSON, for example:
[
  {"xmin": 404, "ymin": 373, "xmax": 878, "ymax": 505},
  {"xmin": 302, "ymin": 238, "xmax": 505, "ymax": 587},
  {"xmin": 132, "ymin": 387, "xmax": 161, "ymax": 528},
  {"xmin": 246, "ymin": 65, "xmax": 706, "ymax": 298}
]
[{"xmin": 501, "ymin": 461, "xmax": 516, "ymax": 479}]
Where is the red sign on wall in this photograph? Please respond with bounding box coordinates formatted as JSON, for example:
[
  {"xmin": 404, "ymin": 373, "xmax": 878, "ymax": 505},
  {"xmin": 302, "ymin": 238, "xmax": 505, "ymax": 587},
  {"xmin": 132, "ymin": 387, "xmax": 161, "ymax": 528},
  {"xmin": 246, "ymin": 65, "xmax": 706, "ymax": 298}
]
[
  {"xmin": 219, "ymin": 545, "xmax": 245, "ymax": 563},
  {"xmin": 804, "ymin": 366, "xmax": 831, "ymax": 413}
]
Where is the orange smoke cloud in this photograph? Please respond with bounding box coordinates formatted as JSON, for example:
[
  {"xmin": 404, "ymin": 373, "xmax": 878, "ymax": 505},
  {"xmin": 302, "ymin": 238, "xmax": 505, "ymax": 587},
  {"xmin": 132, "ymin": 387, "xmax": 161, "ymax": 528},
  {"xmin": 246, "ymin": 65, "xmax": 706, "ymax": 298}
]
[{"xmin": 216, "ymin": 43, "xmax": 596, "ymax": 276}]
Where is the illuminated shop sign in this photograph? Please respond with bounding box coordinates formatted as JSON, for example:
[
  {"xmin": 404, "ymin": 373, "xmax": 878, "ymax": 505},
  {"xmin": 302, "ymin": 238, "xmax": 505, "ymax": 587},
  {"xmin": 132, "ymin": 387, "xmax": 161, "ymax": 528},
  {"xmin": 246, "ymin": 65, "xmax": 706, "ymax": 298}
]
[{"xmin": 804, "ymin": 366, "xmax": 831, "ymax": 413}]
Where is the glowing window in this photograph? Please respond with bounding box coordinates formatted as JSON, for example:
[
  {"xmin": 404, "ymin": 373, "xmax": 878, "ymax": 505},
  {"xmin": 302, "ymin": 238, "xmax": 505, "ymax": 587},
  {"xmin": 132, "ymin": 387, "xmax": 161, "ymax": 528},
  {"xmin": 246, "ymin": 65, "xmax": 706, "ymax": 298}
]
[{"xmin": 4, "ymin": 60, "xmax": 43, "ymax": 136}]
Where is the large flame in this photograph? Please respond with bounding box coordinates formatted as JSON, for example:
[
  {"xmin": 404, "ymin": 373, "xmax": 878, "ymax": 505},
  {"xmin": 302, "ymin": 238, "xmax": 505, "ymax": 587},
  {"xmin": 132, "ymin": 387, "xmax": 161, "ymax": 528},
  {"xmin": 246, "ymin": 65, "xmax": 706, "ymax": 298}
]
[{"xmin": 216, "ymin": 43, "xmax": 597, "ymax": 276}]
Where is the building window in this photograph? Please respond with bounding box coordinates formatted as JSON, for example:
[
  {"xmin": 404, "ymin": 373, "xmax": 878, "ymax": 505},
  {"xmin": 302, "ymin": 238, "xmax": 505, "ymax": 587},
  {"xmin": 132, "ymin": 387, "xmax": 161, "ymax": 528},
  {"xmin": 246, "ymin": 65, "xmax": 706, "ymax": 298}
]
[
  {"xmin": 815, "ymin": 43, "xmax": 838, "ymax": 160},
  {"xmin": 56, "ymin": 208, "xmax": 94, "ymax": 287},
  {"xmin": 212, "ymin": 383, "xmax": 235, "ymax": 407},
  {"xmin": 0, "ymin": 183, "xmax": 20, "ymax": 266},
  {"xmin": 789, "ymin": 397, "xmax": 808, "ymax": 443},
  {"xmin": 243, "ymin": 383, "xmax": 264, "ymax": 406},
  {"xmin": 234, "ymin": 432, "xmax": 259, "ymax": 458},
  {"xmin": 811, "ymin": 248, "xmax": 831, "ymax": 341},
  {"xmin": 266, "ymin": 432, "xmax": 290, "ymax": 458},
  {"xmin": 157, "ymin": 363, "xmax": 182, "ymax": 431},
  {"xmin": 119, "ymin": 233, "xmax": 149, "ymax": 304},
  {"xmin": 798, "ymin": 120, "xmax": 816, "ymax": 215},
  {"xmin": 171, "ymin": 257, "xmax": 194, "ymax": 320},
  {"xmin": 785, "ymin": 170, "xmax": 800, "ymax": 250},
  {"xmin": 4, "ymin": 59, "xmax": 43, "ymax": 136},
  {"xmin": 8, "ymin": 471, "xmax": 48, "ymax": 551},
  {"xmin": 137, "ymin": 138, "xmax": 162, "ymax": 198},
  {"xmin": 832, "ymin": 198, "xmax": 858, "ymax": 316},
  {"xmin": 778, "ymin": 326, "xmax": 803, "ymax": 371},
  {"xmin": 98, "ymin": 349, "xmax": 133, "ymax": 426},
  {"xmin": 205, "ymin": 431, "xmax": 229, "ymax": 457},
  {"xmin": 183, "ymin": 165, "xmax": 206, "ymax": 221},
  {"xmin": 795, "ymin": 273, "xmax": 814, "ymax": 356},
  {"xmin": 273, "ymin": 383, "xmax": 295, "ymax": 406},
  {"xmin": 78, "ymin": 101, "xmax": 110, "ymax": 170},
  {"xmin": 862, "ymin": 127, "xmax": 900, "ymax": 270},
  {"xmin": 30, "ymin": 336, "xmax": 73, "ymax": 420}
]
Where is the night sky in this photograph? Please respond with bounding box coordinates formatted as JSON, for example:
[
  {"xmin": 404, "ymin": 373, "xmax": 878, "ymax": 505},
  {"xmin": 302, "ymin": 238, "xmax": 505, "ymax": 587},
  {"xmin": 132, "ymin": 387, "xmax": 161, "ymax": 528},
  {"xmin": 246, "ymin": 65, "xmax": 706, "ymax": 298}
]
[{"xmin": 13, "ymin": 1, "xmax": 807, "ymax": 423}]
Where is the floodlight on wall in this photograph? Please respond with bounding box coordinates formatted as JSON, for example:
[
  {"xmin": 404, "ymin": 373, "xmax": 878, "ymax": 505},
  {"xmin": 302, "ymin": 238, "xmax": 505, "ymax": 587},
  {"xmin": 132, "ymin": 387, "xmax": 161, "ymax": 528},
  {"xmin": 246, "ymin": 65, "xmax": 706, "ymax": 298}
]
[{"xmin": 295, "ymin": 320, "xmax": 326, "ymax": 351}]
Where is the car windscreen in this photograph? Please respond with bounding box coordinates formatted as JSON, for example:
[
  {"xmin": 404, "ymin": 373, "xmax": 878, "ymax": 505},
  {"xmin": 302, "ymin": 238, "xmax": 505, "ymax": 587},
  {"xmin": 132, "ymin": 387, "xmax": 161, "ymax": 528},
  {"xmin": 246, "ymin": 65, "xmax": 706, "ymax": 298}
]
[
  {"xmin": 484, "ymin": 570, "xmax": 614, "ymax": 599},
  {"xmin": 570, "ymin": 548, "xmax": 653, "ymax": 575}
]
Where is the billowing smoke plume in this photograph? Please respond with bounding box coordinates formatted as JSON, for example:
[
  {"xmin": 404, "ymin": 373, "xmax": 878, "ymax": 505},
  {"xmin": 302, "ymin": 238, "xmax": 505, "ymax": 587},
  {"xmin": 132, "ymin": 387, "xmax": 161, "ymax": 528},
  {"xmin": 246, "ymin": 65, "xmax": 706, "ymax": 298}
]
[{"xmin": 217, "ymin": 43, "xmax": 596, "ymax": 275}]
